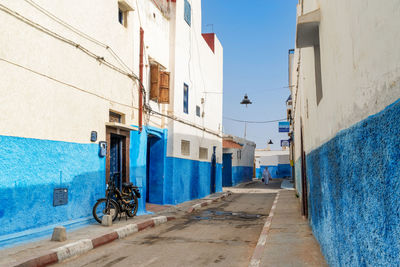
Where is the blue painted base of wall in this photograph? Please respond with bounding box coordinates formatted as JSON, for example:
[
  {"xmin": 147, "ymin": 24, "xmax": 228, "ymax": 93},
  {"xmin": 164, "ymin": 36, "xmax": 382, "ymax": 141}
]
[
  {"xmin": 164, "ymin": 157, "xmax": 222, "ymax": 205},
  {"xmin": 306, "ymin": 98, "xmax": 400, "ymax": 266},
  {"xmin": 256, "ymin": 168, "xmax": 262, "ymax": 179},
  {"xmin": 0, "ymin": 126, "xmax": 223, "ymax": 248},
  {"xmin": 231, "ymin": 166, "xmax": 253, "ymax": 186},
  {"xmin": 0, "ymin": 135, "xmax": 105, "ymax": 248},
  {"xmin": 260, "ymin": 164, "xmax": 292, "ymax": 179}
]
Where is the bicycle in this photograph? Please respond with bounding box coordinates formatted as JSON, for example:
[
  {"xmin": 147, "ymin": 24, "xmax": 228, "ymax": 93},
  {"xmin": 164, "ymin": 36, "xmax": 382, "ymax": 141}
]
[{"xmin": 92, "ymin": 174, "xmax": 141, "ymax": 224}]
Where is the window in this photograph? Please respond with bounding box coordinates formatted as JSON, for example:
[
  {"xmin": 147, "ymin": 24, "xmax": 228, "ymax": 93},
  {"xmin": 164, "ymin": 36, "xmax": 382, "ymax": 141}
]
[
  {"xmin": 118, "ymin": 1, "xmax": 134, "ymax": 27},
  {"xmin": 109, "ymin": 111, "xmax": 122, "ymax": 123},
  {"xmin": 181, "ymin": 140, "xmax": 190, "ymax": 156},
  {"xmin": 196, "ymin": 106, "xmax": 200, "ymax": 117},
  {"xmin": 184, "ymin": 0, "xmax": 191, "ymax": 26},
  {"xmin": 150, "ymin": 64, "xmax": 170, "ymax": 103},
  {"xmin": 237, "ymin": 150, "xmax": 242, "ymax": 160},
  {"xmin": 118, "ymin": 8, "xmax": 124, "ymax": 25},
  {"xmin": 199, "ymin": 147, "xmax": 208, "ymax": 160},
  {"xmin": 183, "ymin": 84, "xmax": 189, "ymax": 114}
]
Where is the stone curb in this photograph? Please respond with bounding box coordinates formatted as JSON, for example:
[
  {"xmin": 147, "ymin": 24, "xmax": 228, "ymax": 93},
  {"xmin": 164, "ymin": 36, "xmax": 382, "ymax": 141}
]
[
  {"xmin": 248, "ymin": 190, "xmax": 281, "ymax": 267},
  {"xmin": 13, "ymin": 216, "xmax": 175, "ymax": 267},
  {"xmin": 187, "ymin": 192, "xmax": 231, "ymax": 213}
]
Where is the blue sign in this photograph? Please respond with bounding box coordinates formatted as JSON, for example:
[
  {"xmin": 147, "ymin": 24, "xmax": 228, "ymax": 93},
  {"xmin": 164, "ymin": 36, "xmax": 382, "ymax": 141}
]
[
  {"xmin": 279, "ymin": 121, "xmax": 290, "ymax": 133},
  {"xmin": 281, "ymin": 139, "xmax": 290, "ymax": 147}
]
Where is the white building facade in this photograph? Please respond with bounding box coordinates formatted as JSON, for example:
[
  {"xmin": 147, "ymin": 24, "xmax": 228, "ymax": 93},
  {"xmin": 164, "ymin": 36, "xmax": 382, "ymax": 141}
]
[
  {"xmin": 0, "ymin": 0, "xmax": 223, "ymax": 247},
  {"xmin": 254, "ymin": 149, "xmax": 291, "ymax": 179},
  {"xmin": 222, "ymin": 135, "xmax": 255, "ymax": 187},
  {"xmin": 290, "ymin": 0, "xmax": 400, "ymax": 266}
]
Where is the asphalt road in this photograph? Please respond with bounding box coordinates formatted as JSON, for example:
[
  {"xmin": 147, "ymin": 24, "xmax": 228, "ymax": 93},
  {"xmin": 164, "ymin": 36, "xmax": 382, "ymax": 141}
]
[{"xmin": 56, "ymin": 180, "xmax": 280, "ymax": 267}]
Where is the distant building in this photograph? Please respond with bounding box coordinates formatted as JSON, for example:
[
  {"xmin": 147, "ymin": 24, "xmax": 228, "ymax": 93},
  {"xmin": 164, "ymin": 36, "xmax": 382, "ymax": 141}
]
[
  {"xmin": 222, "ymin": 135, "xmax": 255, "ymax": 187},
  {"xmin": 255, "ymin": 149, "xmax": 291, "ymax": 179},
  {"xmin": 0, "ymin": 0, "xmax": 223, "ymax": 247},
  {"xmin": 290, "ymin": 0, "xmax": 400, "ymax": 265}
]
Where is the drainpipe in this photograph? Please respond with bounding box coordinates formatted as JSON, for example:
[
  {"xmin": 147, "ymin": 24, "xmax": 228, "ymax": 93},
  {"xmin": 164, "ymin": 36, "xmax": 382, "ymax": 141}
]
[{"xmin": 139, "ymin": 27, "xmax": 144, "ymax": 132}]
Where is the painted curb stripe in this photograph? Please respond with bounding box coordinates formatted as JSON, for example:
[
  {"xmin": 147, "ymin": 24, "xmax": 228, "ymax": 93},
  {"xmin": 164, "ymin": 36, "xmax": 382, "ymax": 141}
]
[
  {"xmin": 187, "ymin": 193, "xmax": 229, "ymax": 213},
  {"xmin": 248, "ymin": 191, "xmax": 281, "ymax": 267},
  {"xmin": 115, "ymin": 224, "xmax": 139, "ymax": 239},
  {"xmin": 153, "ymin": 216, "xmax": 168, "ymax": 226},
  {"xmin": 52, "ymin": 239, "xmax": 93, "ymax": 262},
  {"xmin": 91, "ymin": 232, "xmax": 118, "ymax": 248},
  {"xmin": 14, "ymin": 252, "xmax": 58, "ymax": 267},
  {"xmin": 137, "ymin": 220, "xmax": 155, "ymax": 231}
]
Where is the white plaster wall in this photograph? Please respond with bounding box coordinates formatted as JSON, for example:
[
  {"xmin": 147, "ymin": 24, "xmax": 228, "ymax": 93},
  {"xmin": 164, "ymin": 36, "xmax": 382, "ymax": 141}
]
[
  {"xmin": 167, "ymin": 0, "xmax": 224, "ymax": 163},
  {"xmin": 223, "ymin": 137, "xmax": 255, "ymax": 168},
  {"xmin": 0, "ymin": 0, "xmax": 223, "ymax": 160},
  {"xmin": 255, "ymin": 150, "xmax": 290, "ymax": 166},
  {"xmin": 292, "ymin": 0, "xmax": 400, "ymax": 158},
  {"xmin": 0, "ymin": 0, "xmax": 140, "ymax": 144}
]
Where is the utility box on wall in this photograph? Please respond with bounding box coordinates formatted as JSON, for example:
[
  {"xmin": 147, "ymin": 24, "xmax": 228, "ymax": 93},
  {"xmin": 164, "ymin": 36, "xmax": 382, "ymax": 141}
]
[{"xmin": 53, "ymin": 188, "xmax": 68, "ymax": 206}]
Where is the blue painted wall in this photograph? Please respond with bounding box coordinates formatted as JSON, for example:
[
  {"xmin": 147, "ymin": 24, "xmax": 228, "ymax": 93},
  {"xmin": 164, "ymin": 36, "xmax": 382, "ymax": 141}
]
[
  {"xmin": 130, "ymin": 126, "xmax": 222, "ymax": 207},
  {"xmin": 0, "ymin": 135, "xmax": 105, "ymax": 247},
  {"xmin": 222, "ymin": 153, "xmax": 233, "ymax": 187},
  {"xmin": 306, "ymin": 98, "xmax": 400, "ymax": 266},
  {"xmin": 231, "ymin": 166, "xmax": 253, "ymax": 186},
  {"xmin": 259, "ymin": 164, "xmax": 292, "ymax": 179},
  {"xmin": 164, "ymin": 157, "xmax": 222, "ymax": 204},
  {"xmin": 256, "ymin": 167, "xmax": 262, "ymax": 179}
]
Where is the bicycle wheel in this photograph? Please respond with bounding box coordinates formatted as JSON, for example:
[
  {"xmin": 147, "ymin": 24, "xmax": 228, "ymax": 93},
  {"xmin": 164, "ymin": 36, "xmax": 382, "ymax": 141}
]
[
  {"xmin": 92, "ymin": 199, "xmax": 119, "ymax": 224},
  {"xmin": 126, "ymin": 194, "xmax": 138, "ymax": 217}
]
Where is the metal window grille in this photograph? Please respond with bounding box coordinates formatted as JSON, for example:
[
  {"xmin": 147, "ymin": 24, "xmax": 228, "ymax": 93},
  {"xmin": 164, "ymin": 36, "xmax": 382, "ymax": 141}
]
[
  {"xmin": 181, "ymin": 140, "xmax": 190, "ymax": 156},
  {"xmin": 199, "ymin": 147, "xmax": 208, "ymax": 160}
]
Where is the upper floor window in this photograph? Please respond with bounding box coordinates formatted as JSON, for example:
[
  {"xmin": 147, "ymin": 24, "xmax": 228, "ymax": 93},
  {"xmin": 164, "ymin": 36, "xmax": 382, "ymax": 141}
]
[
  {"xmin": 118, "ymin": 0, "xmax": 134, "ymax": 27},
  {"xmin": 183, "ymin": 84, "xmax": 189, "ymax": 114},
  {"xmin": 184, "ymin": 0, "xmax": 191, "ymax": 26}
]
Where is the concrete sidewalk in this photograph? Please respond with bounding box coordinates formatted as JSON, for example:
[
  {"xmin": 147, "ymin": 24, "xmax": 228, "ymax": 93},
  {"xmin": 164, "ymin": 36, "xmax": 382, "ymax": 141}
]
[
  {"xmin": 251, "ymin": 190, "xmax": 327, "ymax": 267},
  {"xmin": 0, "ymin": 192, "xmax": 229, "ymax": 267}
]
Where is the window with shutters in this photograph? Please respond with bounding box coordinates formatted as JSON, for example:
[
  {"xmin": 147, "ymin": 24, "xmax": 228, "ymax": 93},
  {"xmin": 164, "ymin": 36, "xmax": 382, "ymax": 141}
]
[
  {"xmin": 184, "ymin": 0, "xmax": 191, "ymax": 26},
  {"xmin": 150, "ymin": 63, "xmax": 170, "ymax": 103},
  {"xmin": 181, "ymin": 140, "xmax": 190, "ymax": 156},
  {"xmin": 183, "ymin": 84, "xmax": 189, "ymax": 114},
  {"xmin": 199, "ymin": 147, "xmax": 208, "ymax": 160}
]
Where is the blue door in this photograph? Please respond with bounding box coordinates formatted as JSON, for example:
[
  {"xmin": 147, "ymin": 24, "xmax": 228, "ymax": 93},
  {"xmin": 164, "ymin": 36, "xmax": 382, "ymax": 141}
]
[
  {"xmin": 222, "ymin": 153, "xmax": 232, "ymax": 187},
  {"xmin": 110, "ymin": 134, "xmax": 123, "ymax": 191},
  {"xmin": 210, "ymin": 146, "xmax": 217, "ymax": 193}
]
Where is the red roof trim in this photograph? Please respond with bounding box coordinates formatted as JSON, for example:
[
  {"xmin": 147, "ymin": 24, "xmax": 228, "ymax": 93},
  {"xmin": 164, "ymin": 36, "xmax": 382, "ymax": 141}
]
[{"xmin": 202, "ymin": 33, "xmax": 215, "ymax": 53}]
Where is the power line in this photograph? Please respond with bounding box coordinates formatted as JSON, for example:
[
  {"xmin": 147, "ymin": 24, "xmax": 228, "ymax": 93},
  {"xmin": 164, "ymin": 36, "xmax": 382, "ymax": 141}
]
[{"xmin": 224, "ymin": 117, "xmax": 286, "ymax": 124}]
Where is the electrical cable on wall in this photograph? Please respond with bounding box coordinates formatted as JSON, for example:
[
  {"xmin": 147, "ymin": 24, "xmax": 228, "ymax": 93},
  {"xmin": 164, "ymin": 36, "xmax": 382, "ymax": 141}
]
[
  {"xmin": 0, "ymin": 2, "xmax": 222, "ymax": 138},
  {"xmin": 224, "ymin": 117, "xmax": 286, "ymax": 124}
]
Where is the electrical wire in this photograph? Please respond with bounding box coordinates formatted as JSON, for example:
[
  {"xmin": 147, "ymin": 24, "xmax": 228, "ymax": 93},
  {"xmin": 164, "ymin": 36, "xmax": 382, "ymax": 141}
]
[
  {"xmin": 224, "ymin": 117, "xmax": 287, "ymax": 124},
  {"xmin": 24, "ymin": 0, "xmax": 134, "ymax": 74},
  {"xmin": 0, "ymin": 2, "xmax": 222, "ymax": 138}
]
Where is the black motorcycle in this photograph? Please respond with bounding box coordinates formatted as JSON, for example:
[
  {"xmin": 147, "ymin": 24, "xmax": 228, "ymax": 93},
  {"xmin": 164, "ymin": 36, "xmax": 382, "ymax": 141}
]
[{"xmin": 92, "ymin": 174, "xmax": 141, "ymax": 224}]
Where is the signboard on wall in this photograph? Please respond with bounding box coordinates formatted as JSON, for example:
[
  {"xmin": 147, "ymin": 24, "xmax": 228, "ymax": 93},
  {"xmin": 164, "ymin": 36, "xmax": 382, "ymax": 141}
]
[
  {"xmin": 279, "ymin": 121, "xmax": 290, "ymax": 132},
  {"xmin": 281, "ymin": 139, "xmax": 290, "ymax": 147}
]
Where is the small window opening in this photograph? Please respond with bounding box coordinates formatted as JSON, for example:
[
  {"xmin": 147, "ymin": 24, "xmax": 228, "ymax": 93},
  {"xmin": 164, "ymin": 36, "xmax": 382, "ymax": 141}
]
[
  {"xmin": 181, "ymin": 140, "xmax": 190, "ymax": 156},
  {"xmin": 199, "ymin": 147, "xmax": 208, "ymax": 160},
  {"xmin": 196, "ymin": 106, "xmax": 201, "ymax": 117}
]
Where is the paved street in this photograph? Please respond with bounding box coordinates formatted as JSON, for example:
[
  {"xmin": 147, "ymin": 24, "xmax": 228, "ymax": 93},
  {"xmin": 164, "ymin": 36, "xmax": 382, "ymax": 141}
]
[{"xmin": 54, "ymin": 180, "xmax": 279, "ymax": 267}]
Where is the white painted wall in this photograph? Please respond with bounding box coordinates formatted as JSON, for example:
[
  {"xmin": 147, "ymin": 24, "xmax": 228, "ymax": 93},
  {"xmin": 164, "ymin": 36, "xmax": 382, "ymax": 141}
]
[
  {"xmin": 223, "ymin": 136, "xmax": 256, "ymax": 168},
  {"xmin": 292, "ymin": 0, "xmax": 400, "ymax": 160},
  {"xmin": 168, "ymin": 0, "xmax": 224, "ymax": 163},
  {"xmin": 0, "ymin": 0, "xmax": 223, "ymax": 164},
  {"xmin": 255, "ymin": 150, "xmax": 290, "ymax": 168}
]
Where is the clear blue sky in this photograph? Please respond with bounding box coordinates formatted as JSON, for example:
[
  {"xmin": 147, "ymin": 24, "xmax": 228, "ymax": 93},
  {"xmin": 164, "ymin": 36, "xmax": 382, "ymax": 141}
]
[{"xmin": 201, "ymin": 0, "xmax": 298, "ymax": 150}]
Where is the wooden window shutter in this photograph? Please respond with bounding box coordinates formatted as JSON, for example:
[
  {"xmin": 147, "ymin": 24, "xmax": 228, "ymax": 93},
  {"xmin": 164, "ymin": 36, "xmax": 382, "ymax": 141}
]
[
  {"xmin": 150, "ymin": 64, "xmax": 159, "ymax": 100},
  {"xmin": 159, "ymin": 71, "xmax": 170, "ymax": 104}
]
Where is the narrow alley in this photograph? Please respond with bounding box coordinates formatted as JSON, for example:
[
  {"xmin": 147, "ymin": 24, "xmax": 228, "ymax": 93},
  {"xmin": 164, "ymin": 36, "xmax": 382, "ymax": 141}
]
[{"xmin": 43, "ymin": 180, "xmax": 324, "ymax": 267}]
